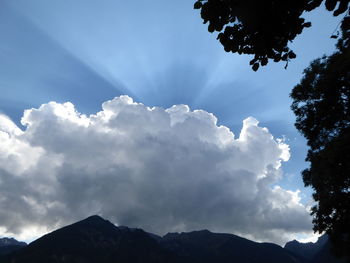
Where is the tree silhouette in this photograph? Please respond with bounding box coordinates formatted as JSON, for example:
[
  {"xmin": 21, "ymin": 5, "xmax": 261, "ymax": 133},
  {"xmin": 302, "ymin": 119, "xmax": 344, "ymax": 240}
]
[
  {"xmin": 194, "ymin": 0, "xmax": 349, "ymax": 70},
  {"xmin": 291, "ymin": 16, "xmax": 350, "ymax": 261}
]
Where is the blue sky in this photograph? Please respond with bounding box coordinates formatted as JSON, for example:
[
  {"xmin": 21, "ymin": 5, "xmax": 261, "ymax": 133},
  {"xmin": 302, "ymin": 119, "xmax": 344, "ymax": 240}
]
[{"xmin": 0, "ymin": 0, "xmax": 343, "ymax": 243}]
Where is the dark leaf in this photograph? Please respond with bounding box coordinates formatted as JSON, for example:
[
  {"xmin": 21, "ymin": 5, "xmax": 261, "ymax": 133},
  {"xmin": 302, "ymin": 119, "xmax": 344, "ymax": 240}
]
[
  {"xmin": 261, "ymin": 57, "xmax": 268, "ymax": 66},
  {"xmin": 217, "ymin": 33, "xmax": 224, "ymax": 40},
  {"xmin": 325, "ymin": 0, "xmax": 337, "ymax": 11},
  {"xmin": 208, "ymin": 24, "xmax": 215, "ymax": 33},
  {"xmin": 288, "ymin": 51, "xmax": 297, "ymax": 59},
  {"xmin": 194, "ymin": 1, "xmax": 202, "ymax": 9},
  {"xmin": 303, "ymin": 22, "xmax": 312, "ymax": 28},
  {"xmin": 333, "ymin": 0, "xmax": 349, "ymax": 15},
  {"xmin": 249, "ymin": 58, "xmax": 257, "ymax": 65}
]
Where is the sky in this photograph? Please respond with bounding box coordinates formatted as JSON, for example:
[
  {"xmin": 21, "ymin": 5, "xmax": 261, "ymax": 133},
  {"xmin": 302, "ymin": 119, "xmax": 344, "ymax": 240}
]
[{"xmin": 0, "ymin": 0, "xmax": 343, "ymax": 245}]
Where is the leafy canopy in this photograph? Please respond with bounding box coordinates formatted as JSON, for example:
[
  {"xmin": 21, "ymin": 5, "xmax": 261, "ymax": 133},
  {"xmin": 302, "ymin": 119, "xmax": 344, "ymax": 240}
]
[
  {"xmin": 194, "ymin": 0, "xmax": 349, "ymax": 70},
  {"xmin": 291, "ymin": 16, "xmax": 350, "ymax": 260}
]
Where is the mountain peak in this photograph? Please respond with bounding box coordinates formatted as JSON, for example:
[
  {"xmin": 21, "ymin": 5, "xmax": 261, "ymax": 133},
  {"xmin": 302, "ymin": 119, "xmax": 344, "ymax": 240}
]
[
  {"xmin": 80, "ymin": 215, "xmax": 108, "ymax": 224},
  {"xmin": 0, "ymin": 238, "xmax": 27, "ymax": 257},
  {"xmin": 1, "ymin": 217, "xmax": 341, "ymax": 263},
  {"xmin": 66, "ymin": 214, "xmax": 118, "ymax": 231},
  {"xmin": 0, "ymin": 238, "xmax": 26, "ymax": 248},
  {"xmin": 284, "ymin": 234, "xmax": 330, "ymax": 261},
  {"xmin": 2, "ymin": 215, "xmax": 176, "ymax": 263}
]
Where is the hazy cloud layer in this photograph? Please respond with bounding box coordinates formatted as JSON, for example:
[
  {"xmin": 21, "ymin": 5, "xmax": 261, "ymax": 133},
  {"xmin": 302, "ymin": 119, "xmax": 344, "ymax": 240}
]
[{"xmin": 0, "ymin": 96, "xmax": 311, "ymax": 244}]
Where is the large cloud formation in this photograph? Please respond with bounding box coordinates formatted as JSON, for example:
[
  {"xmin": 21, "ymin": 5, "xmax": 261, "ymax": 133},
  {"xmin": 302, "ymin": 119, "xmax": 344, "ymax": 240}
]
[{"xmin": 0, "ymin": 96, "xmax": 312, "ymax": 244}]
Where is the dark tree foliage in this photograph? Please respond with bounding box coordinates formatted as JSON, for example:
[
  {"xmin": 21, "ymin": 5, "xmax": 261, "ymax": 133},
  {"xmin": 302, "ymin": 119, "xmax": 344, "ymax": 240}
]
[
  {"xmin": 194, "ymin": 0, "xmax": 349, "ymax": 70},
  {"xmin": 291, "ymin": 17, "xmax": 350, "ymax": 261}
]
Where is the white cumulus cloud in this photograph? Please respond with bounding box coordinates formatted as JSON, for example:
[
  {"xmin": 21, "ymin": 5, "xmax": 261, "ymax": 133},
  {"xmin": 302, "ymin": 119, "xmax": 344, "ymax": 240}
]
[{"xmin": 0, "ymin": 96, "xmax": 312, "ymax": 244}]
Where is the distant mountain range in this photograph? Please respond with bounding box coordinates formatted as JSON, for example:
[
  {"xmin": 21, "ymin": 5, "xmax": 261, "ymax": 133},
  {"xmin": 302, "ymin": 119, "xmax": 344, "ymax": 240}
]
[
  {"xmin": 285, "ymin": 234, "xmax": 345, "ymax": 263},
  {"xmin": 284, "ymin": 234, "xmax": 328, "ymax": 260},
  {"xmin": 0, "ymin": 238, "xmax": 26, "ymax": 257},
  {"xmin": 0, "ymin": 215, "xmax": 344, "ymax": 263}
]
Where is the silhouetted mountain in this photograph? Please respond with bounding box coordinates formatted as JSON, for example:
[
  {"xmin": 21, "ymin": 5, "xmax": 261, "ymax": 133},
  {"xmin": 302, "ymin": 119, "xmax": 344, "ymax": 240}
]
[
  {"xmin": 285, "ymin": 235, "xmax": 345, "ymax": 263},
  {"xmin": 0, "ymin": 238, "xmax": 27, "ymax": 257},
  {"xmin": 2, "ymin": 215, "xmax": 343, "ymax": 263},
  {"xmin": 161, "ymin": 229, "xmax": 300, "ymax": 263},
  {"xmin": 0, "ymin": 238, "xmax": 26, "ymax": 247},
  {"xmin": 285, "ymin": 234, "xmax": 328, "ymax": 260},
  {"xmin": 311, "ymin": 239, "xmax": 347, "ymax": 263},
  {"xmin": 0, "ymin": 215, "xmax": 179, "ymax": 263}
]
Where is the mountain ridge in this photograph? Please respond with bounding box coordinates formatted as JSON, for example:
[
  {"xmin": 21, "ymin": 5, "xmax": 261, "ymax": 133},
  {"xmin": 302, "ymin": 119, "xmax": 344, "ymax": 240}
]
[
  {"xmin": 0, "ymin": 238, "xmax": 27, "ymax": 257},
  {"xmin": 0, "ymin": 215, "xmax": 344, "ymax": 263}
]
